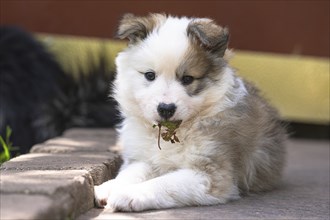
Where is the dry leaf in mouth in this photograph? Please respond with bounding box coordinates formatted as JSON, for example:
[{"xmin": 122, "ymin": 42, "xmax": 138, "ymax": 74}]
[{"xmin": 152, "ymin": 120, "xmax": 182, "ymax": 150}]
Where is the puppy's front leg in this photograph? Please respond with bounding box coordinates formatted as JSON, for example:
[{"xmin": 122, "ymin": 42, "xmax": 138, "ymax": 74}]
[
  {"xmin": 94, "ymin": 162, "xmax": 152, "ymax": 207},
  {"xmin": 107, "ymin": 168, "xmax": 238, "ymax": 212}
]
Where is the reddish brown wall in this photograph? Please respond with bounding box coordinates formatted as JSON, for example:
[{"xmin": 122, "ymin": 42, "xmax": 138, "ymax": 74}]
[{"xmin": 1, "ymin": 1, "xmax": 329, "ymax": 57}]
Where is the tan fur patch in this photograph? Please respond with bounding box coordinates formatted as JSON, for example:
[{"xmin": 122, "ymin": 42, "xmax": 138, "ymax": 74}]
[
  {"xmin": 187, "ymin": 19, "xmax": 229, "ymax": 56},
  {"xmin": 117, "ymin": 13, "xmax": 167, "ymax": 43},
  {"xmin": 173, "ymin": 18, "xmax": 230, "ymax": 96},
  {"xmin": 176, "ymin": 44, "xmax": 227, "ymax": 96},
  {"xmin": 195, "ymin": 79, "xmax": 287, "ymax": 195}
]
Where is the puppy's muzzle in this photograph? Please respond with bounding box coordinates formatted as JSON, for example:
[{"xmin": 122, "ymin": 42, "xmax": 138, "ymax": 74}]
[{"xmin": 157, "ymin": 103, "xmax": 176, "ymax": 120}]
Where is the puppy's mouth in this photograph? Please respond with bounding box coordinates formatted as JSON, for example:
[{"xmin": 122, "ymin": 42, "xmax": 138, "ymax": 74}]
[{"xmin": 152, "ymin": 120, "xmax": 182, "ymax": 150}]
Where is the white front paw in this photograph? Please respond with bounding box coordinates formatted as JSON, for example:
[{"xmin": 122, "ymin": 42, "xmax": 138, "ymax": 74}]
[
  {"xmin": 94, "ymin": 180, "xmax": 119, "ymax": 208},
  {"xmin": 106, "ymin": 187, "xmax": 151, "ymax": 212}
]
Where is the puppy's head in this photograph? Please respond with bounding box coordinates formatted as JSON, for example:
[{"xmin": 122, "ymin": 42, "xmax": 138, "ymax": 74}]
[{"xmin": 114, "ymin": 13, "xmax": 233, "ymax": 125}]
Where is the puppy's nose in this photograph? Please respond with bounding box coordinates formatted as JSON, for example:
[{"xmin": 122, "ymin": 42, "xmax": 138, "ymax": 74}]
[{"xmin": 157, "ymin": 103, "xmax": 177, "ymax": 120}]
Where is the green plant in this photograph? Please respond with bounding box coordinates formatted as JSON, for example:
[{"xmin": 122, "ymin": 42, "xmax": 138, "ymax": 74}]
[
  {"xmin": 0, "ymin": 126, "xmax": 18, "ymax": 164},
  {"xmin": 153, "ymin": 120, "xmax": 182, "ymax": 150}
]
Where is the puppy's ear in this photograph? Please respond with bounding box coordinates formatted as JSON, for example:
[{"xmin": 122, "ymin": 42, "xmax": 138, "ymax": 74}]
[
  {"xmin": 187, "ymin": 19, "xmax": 229, "ymax": 57},
  {"xmin": 117, "ymin": 13, "xmax": 166, "ymax": 43}
]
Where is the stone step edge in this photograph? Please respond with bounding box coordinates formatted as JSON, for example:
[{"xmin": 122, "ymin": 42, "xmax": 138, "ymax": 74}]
[{"xmin": 0, "ymin": 128, "xmax": 122, "ymax": 220}]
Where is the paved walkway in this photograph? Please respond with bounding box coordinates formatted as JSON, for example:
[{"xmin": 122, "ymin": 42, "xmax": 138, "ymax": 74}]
[
  {"xmin": 1, "ymin": 128, "xmax": 329, "ymax": 219},
  {"xmin": 0, "ymin": 129, "xmax": 122, "ymax": 220}
]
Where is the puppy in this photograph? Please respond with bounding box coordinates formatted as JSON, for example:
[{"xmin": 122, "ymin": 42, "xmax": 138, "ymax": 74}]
[{"xmin": 94, "ymin": 13, "xmax": 286, "ymax": 212}]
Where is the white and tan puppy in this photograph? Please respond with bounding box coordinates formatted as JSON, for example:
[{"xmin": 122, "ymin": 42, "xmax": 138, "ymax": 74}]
[{"xmin": 94, "ymin": 13, "xmax": 286, "ymax": 212}]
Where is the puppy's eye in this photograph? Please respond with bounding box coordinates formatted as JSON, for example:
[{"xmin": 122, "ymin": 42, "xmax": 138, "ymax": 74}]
[
  {"xmin": 140, "ymin": 70, "xmax": 156, "ymax": 81},
  {"xmin": 144, "ymin": 71, "xmax": 156, "ymax": 81},
  {"xmin": 181, "ymin": 75, "xmax": 194, "ymax": 85}
]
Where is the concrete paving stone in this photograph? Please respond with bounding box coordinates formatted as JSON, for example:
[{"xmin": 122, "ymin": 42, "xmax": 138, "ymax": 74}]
[
  {"xmin": 63, "ymin": 128, "xmax": 118, "ymax": 140},
  {"xmin": 1, "ymin": 170, "xmax": 89, "ymax": 195},
  {"xmin": 1, "ymin": 194, "xmax": 56, "ymax": 220},
  {"xmin": 0, "ymin": 128, "xmax": 123, "ymax": 220},
  {"xmin": 0, "ymin": 192, "xmax": 83, "ymax": 220},
  {"xmin": 0, "ymin": 152, "xmax": 122, "ymax": 185},
  {"xmin": 0, "ymin": 152, "xmax": 117, "ymax": 170},
  {"xmin": 31, "ymin": 138, "xmax": 113, "ymax": 153},
  {"xmin": 31, "ymin": 129, "xmax": 118, "ymax": 153},
  {"xmin": 0, "ymin": 170, "xmax": 94, "ymax": 219}
]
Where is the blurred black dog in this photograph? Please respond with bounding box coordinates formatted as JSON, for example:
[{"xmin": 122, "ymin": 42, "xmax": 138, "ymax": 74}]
[{"xmin": 0, "ymin": 26, "xmax": 120, "ymax": 155}]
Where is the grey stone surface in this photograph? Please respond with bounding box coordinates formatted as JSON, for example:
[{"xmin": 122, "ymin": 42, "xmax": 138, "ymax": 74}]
[
  {"xmin": 31, "ymin": 128, "xmax": 118, "ymax": 153},
  {"xmin": 1, "ymin": 194, "xmax": 55, "ymax": 220},
  {"xmin": 0, "ymin": 128, "xmax": 122, "ymax": 220},
  {"xmin": 0, "ymin": 152, "xmax": 121, "ymax": 184},
  {"xmin": 1, "ymin": 170, "xmax": 90, "ymax": 195},
  {"xmin": 79, "ymin": 139, "xmax": 330, "ymax": 220},
  {"xmin": 1, "ymin": 128, "xmax": 329, "ymax": 220}
]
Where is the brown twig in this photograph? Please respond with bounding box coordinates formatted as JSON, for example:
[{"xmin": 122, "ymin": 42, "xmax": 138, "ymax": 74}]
[{"xmin": 157, "ymin": 124, "xmax": 162, "ymax": 150}]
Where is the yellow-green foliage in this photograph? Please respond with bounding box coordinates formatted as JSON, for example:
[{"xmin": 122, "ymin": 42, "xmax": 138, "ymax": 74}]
[{"xmin": 0, "ymin": 126, "xmax": 17, "ymax": 164}]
